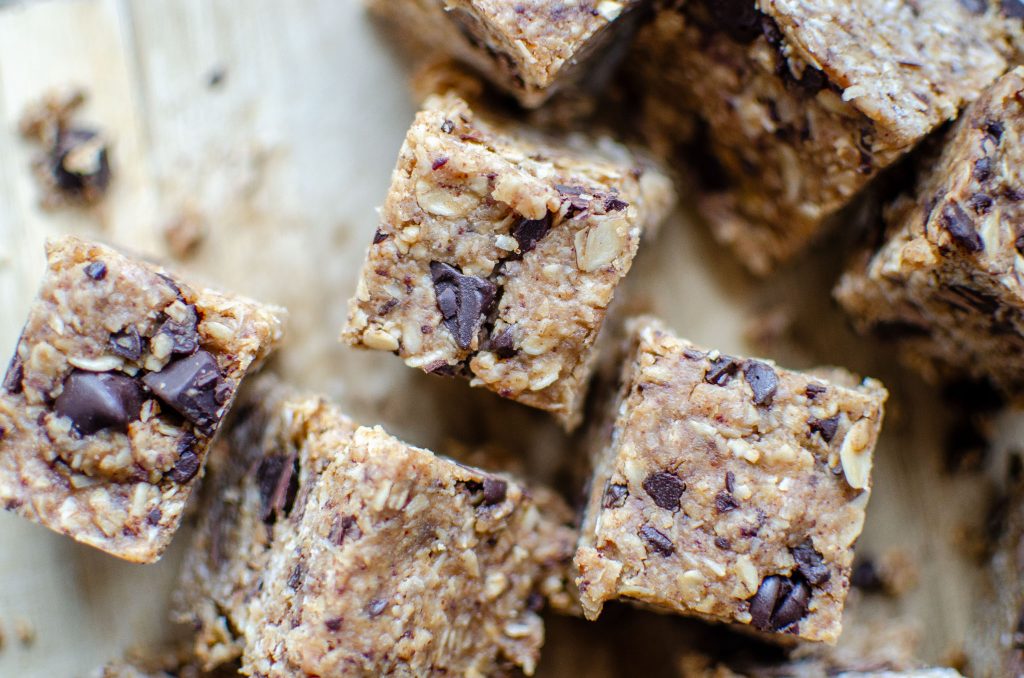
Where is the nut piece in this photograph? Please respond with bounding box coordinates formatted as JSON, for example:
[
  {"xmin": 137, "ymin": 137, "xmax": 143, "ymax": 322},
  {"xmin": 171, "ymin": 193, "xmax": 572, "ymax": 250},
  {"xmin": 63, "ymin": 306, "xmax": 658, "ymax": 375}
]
[
  {"xmin": 575, "ymin": 217, "xmax": 627, "ymax": 272},
  {"xmin": 838, "ymin": 419, "xmax": 874, "ymax": 490}
]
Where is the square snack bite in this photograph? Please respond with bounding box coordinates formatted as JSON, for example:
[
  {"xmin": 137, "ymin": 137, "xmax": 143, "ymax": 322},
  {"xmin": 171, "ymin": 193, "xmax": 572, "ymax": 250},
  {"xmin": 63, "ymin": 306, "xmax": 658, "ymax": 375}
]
[
  {"xmin": 836, "ymin": 67, "xmax": 1024, "ymax": 394},
  {"xmin": 575, "ymin": 318, "xmax": 887, "ymax": 643},
  {"xmin": 366, "ymin": 0, "xmax": 648, "ymax": 107},
  {"xmin": 176, "ymin": 381, "xmax": 577, "ymax": 676},
  {"xmin": 631, "ymin": 0, "xmax": 1010, "ymax": 273},
  {"xmin": 343, "ymin": 92, "xmax": 674, "ymax": 430},
  {"xmin": 0, "ymin": 236, "xmax": 284, "ymax": 562}
]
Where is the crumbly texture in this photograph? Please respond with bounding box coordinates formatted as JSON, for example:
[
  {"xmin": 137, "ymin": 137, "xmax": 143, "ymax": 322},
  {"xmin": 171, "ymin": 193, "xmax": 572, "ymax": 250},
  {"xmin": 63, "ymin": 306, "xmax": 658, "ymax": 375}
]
[
  {"xmin": 176, "ymin": 384, "xmax": 577, "ymax": 677},
  {"xmin": 677, "ymin": 652, "xmax": 962, "ymax": 678},
  {"xmin": 836, "ymin": 67, "xmax": 1024, "ymax": 394},
  {"xmin": 630, "ymin": 2, "xmax": 1009, "ymax": 274},
  {"xmin": 342, "ymin": 92, "xmax": 674, "ymax": 430},
  {"xmin": 575, "ymin": 318, "xmax": 887, "ymax": 644},
  {"xmin": 0, "ymin": 236, "xmax": 284, "ymax": 563},
  {"xmin": 366, "ymin": 0, "xmax": 646, "ymax": 107},
  {"xmin": 967, "ymin": 478, "xmax": 1024, "ymax": 678}
]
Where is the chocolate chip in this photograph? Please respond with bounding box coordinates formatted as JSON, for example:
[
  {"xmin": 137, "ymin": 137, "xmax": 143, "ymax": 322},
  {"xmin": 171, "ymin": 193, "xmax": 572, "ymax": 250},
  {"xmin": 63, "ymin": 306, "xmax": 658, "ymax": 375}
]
[
  {"xmin": 708, "ymin": 0, "xmax": 762, "ymax": 42},
  {"xmin": 372, "ymin": 229, "xmax": 389, "ymax": 244},
  {"xmin": 749, "ymin": 575, "xmax": 784, "ymax": 630},
  {"xmin": 109, "ymin": 327, "xmax": 143, "ymax": 361},
  {"xmin": 743, "ymin": 361, "xmax": 778, "ymax": 406},
  {"xmin": 441, "ymin": 119, "xmax": 455, "ymax": 134},
  {"xmin": 366, "ymin": 599, "xmax": 388, "ymax": 617},
  {"xmin": 146, "ymin": 508, "xmax": 162, "ymax": 525},
  {"xmin": 809, "ymin": 415, "xmax": 840, "ymax": 443},
  {"xmin": 603, "ymin": 483, "xmax": 628, "ymax": 509},
  {"xmin": 486, "ymin": 328, "xmax": 517, "ymax": 359},
  {"xmin": 715, "ymin": 491, "xmax": 739, "ymax": 513},
  {"xmin": 643, "ymin": 471, "xmax": 685, "ymax": 510},
  {"xmin": 510, "ymin": 213, "xmax": 553, "ymax": 254},
  {"xmin": 705, "ymin": 356, "xmax": 739, "ymax": 386},
  {"xmin": 792, "ymin": 541, "xmax": 830, "ymax": 586},
  {"xmin": 985, "ymin": 119, "xmax": 1005, "ymax": 142},
  {"xmin": 714, "ymin": 537, "xmax": 731, "ymax": 550},
  {"xmin": 142, "ymin": 350, "xmax": 225, "ymax": 435},
  {"xmin": 257, "ymin": 454, "xmax": 298, "ymax": 522},
  {"xmin": 973, "ymin": 157, "xmax": 993, "ymax": 183},
  {"xmin": 959, "ymin": 0, "xmax": 987, "ymax": 14},
  {"xmin": 749, "ymin": 575, "xmax": 811, "ymax": 631},
  {"xmin": 288, "ymin": 563, "xmax": 305, "ymax": 589},
  {"xmin": 1003, "ymin": 0, "xmax": 1024, "ymax": 18},
  {"xmin": 329, "ymin": 515, "xmax": 361, "ymax": 545},
  {"xmin": 156, "ymin": 305, "xmax": 200, "ymax": 356},
  {"xmin": 804, "ymin": 383, "xmax": 826, "ymax": 399},
  {"xmin": 482, "ymin": 478, "xmax": 508, "ymax": 505},
  {"xmin": 3, "ymin": 355, "xmax": 24, "ymax": 395},
  {"xmin": 431, "ymin": 157, "xmax": 449, "ymax": 171},
  {"xmin": 84, "ymin": 261, "xmax": 107, "ymax": 280},
  {"xmin": 771, "ymin": 579, "xmax": 811, "ymax": 629},
  {"xmin": 377, "ymin": 298, "xmax": 398, "ymax": 316},
  {"xmin": 604, "ymin": 196, "xmax": 628, "ymax": 212},
  {"xmin": 968, "ymin": 193, "xmax": 993, "ymax": 215},
  {"xmin": 51, "ymin": 128, "xmax": 111, "ymax": 198},
  {"xmin": 939, "ymin": 202, "xmax": 984, "ymax": 252},
  {"xmin": 725, "ymin": 471, "xmax": 735, "ymax": 493},
  {"xmin": 683, "ymin": 348, "xmax": 705, "ymax": 361},
  {"xmin": 324, "ymin": 617, "xmax": 343, "ymax": 632},
  {"xmin": 54, "ymin": 370, "xmax": 144, "ymax": 435},
  {"xmin": 430, "ymin": 262, "xmax": 497, "ymax": 350},
  {"xmin": 639, "ymin": 525, "xmax": 674, "ymax": 556},
  {"xmin": 170, "ymin": 445, "xmax": 200, "ymax": 484}
]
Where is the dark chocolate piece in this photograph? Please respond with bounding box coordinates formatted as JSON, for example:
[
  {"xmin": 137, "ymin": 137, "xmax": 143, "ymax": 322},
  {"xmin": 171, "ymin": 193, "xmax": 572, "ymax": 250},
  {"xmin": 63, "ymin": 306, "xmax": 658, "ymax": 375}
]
[
  {"xmin": 743, "ymin": 360, "xmax": 779, "ymax": 406},
  {"xmin": 430, "ymin": 262, "xmax": 497, "ymax": 350},
  {"xmin": 142, "ymin": 350, "xmax": 225, "ymax": 435},
  {"xmin": 53, "ymin": 369, "xmax": 144, "ymax": 435},
  {"xmin": 643, "ymin": 471, "xmax": 685, "ymax": 510},
  {"xmin": 639, "ymin": 525, "xmax": 675, "ymax": 556}
]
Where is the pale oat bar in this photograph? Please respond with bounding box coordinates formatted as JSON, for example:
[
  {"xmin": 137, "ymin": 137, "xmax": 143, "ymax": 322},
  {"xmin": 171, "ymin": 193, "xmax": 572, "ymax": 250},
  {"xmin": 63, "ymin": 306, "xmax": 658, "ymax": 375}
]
[
  {"xmin": 0, "ymin": 236, "xmax": 283, "ymax": 563},
  {"xmin": 366, "ymin": 0, "xmax": 648, "ymax": 108},
  {"xmin": 175, "ymin": 382, "xmax": 577, "ymax": 677},
  {"xmin": 342, "ymin": 92, "xmax": 674, "ymax": 430},
  {"xmin": 575, "ymin": 318, "xmax": 887, "ymax": 643},
  {"xmin": 631, "ymin": 1, "xmax": 1010, "ymax": 274},
  {"xmin": 836, "ymin": 67, "xmax": 1024, "ymax": 395}
]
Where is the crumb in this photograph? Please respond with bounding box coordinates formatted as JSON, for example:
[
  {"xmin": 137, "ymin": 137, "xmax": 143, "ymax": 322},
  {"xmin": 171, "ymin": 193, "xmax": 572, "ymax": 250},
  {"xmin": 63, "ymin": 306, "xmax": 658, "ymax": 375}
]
[
  {"xmin": 163, "ymin": 209, "xmax": 207, "ymax": 259},
  {"xmin": 19, "ymin": 88, "xmax": 112, "ymax": 209},
  {"xmin": 207, "ymin": 67, "xmax": 226, "ymax": 89},
  {"xmin": 14, "ymin": 618, "xmax": 35, "ymax": 646}
]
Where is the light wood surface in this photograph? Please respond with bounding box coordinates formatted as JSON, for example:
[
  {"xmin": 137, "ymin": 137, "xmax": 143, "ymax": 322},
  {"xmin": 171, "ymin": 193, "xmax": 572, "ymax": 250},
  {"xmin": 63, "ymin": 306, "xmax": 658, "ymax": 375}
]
[{"xmin": 0, "ymin": 1, "xmax": 996, "ymax": 675}]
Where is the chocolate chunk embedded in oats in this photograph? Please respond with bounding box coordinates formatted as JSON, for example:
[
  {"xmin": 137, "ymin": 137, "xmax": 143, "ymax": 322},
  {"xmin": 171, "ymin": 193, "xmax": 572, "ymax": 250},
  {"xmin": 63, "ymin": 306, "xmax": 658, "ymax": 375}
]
[
  {"xmin": 837, "ymin": 68, "xmax": 1024, "ymax": 396},
  {"xmin": 574, "ymin": 318, "xmax": 887, "ymax": 642},
  {"xmin": 343, "ymin": 92, "xmax": 674, "ymax": 430},
  {"xmin": 173, "ymin": 381, "xmax": 578, "ymax": 676},
  {"xmin": 0, "ymin": 236, "xmax": 283, "ymax": 562},
  {"xmin": 629, "ymin": 2, "xmax": 1009, "ymax": 273}
]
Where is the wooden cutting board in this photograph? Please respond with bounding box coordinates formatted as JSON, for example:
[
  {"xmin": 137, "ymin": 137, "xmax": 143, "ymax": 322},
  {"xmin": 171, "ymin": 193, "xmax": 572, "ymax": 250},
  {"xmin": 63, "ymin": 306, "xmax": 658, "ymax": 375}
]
[{"xmin": 0, "ymin": 0, "xmax": 996, "ymax": 675}]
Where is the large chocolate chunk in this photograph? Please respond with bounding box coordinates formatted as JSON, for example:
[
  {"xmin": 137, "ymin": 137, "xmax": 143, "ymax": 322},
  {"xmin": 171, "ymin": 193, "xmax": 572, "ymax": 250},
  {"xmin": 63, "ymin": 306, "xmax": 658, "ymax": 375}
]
[
  {"xmin": 749, "ymin": 575, "xmax": 784, "ymax": 630},
  {"xmin": 642, "ymin": 471, "xmax": 685, "ymax": 510},
  {"xmin": 603, "ymin": 483, "xmax": 628, "ymax": 509},
  {"xmin": 257, "ymin": 453, "xmax": 299, "ymax": 522},
  {"xmin": 430, "ymin": 262, "xmax": 497, "ymax": 350},
  {"xmin": 54, "ymin": 370, "xmax": 144, "ymax": 435},
  {"xmin": 482, "ymin": 478, "xmax": 508, "ymax": 505},
  {"xmin": 142, "ymin": 350, "xmax": 225, "ymax": 435},
  {"xmin": 170, "ymin": 434, "xmax": 201, "ymax": 484},
  {"xmin": 743, "ymin": 360, "xmax": 778, "ymax": 406},
  {"xmin": 749, "ymin": 575, "xmax": 812, "ymax": 632}
]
